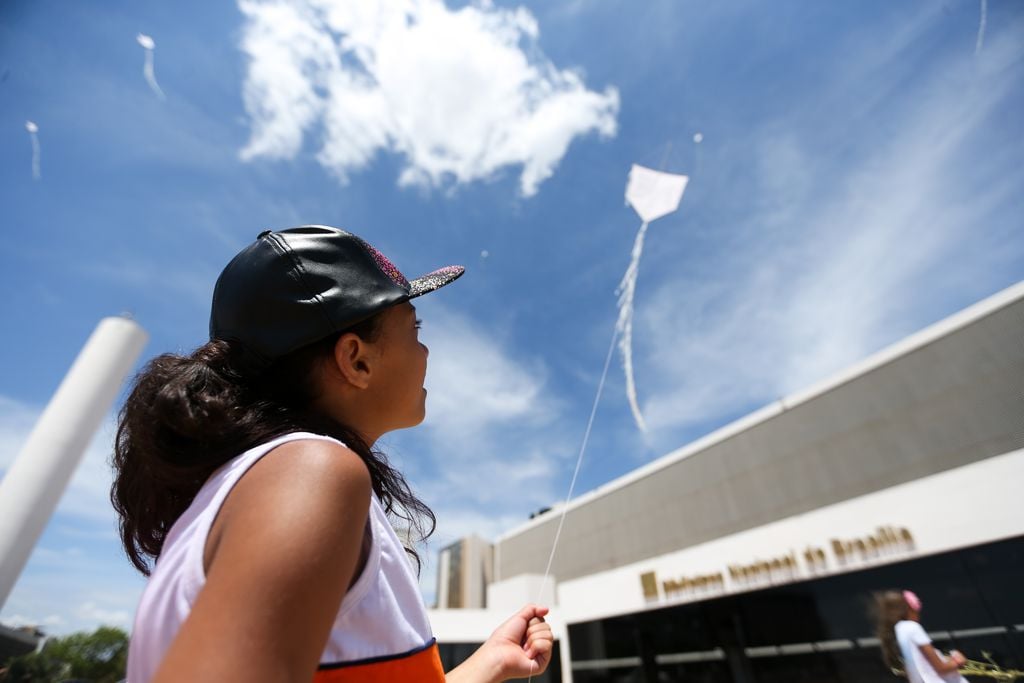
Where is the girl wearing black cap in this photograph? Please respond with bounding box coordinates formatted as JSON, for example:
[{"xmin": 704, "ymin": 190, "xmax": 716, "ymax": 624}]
[{"xmin": 113, "ymin": 227, "xmax": 553, "ymax": 682}]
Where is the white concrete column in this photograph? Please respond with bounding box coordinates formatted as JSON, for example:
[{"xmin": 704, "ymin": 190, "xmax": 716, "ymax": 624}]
[{"xmin": 0, "ymin": 317, "xmax": 148, "ymax": 608}]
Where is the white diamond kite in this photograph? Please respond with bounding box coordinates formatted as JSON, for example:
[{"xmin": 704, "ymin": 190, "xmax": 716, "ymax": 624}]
[{"xmin": 616, "ymin": 164, "xmax": 689, "ymax": 431}]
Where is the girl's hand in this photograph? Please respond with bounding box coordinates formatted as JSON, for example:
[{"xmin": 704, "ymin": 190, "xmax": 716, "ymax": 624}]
[
  {"xmin": 485, "ymin": 602, "xmax": 552, "ymax": 679},
  {"xmin": 484, "ymin": 604, "xmax": 554, "ymax": 680},
  {"xmin": 445, "ymin": 605, "xmax": 554, "ymax": 683},
  {"xmin": 950, "ymin": 650, "xmax": 967, "ymax": 666}
]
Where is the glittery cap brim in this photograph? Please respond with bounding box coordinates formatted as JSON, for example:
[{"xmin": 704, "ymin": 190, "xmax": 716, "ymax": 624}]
[{"xmin": 408, "ymin": 265, "xmax": 465, "ymax": 298}]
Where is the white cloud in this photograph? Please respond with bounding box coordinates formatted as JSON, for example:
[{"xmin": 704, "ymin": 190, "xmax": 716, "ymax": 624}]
[
  {"xmin": 237, "ymin": 0, "xmax": 619, "ymax": 195},
  {"xmin": 634, "ymin": 20, "xmax": 1024, "ymax": 435},
  {"xmin": 0, "ymin": 396, "xmax": 39, "ymax": 464},
  {"xmin": 77, "ymin": 260, "xmax": 216, "ymax": 312},
  {"xmin": 3, "ymin": 613, "xmax": 65, "ymax": 629},
  {"xmin": 76, "ymin": 601, "xmax": 131, "ymax": 628},
  {"xmin": 421, "ymin": 307, "xmax": 548, "ymax": 436},
  {"xmin": 2, "ymin": 563, "xmax": 143, "ymax": 635},
  {"xmin": 414, "ymin": 303, "xmax": 567, "ymax": 506},
  {"xmin": 387, "ymin": 302, "xmax": 576, "ymax": 602}
]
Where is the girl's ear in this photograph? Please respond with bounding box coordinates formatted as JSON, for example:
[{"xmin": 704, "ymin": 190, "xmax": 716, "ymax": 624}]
[{"xmin": 332, "ymin": 333, "xmax": 373, "ymax": 388}]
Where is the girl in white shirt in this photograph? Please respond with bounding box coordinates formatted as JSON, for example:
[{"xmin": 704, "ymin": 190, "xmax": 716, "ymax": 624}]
[{"xmin": 875, "ymin": 589, "xmax": 967, "ymax": 683}]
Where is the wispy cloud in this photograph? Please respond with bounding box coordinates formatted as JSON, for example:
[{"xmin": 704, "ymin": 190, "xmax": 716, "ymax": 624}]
[
  {"xmin": 76, "ymin": 600, "xmax": 132, "ymax": 628},
  {"xmin": 237, "ymin": 0, "xmax": 619, "ymax": 196},
  {"xmin": 386, "ymin": 302, "xmax": 574, "ymax": 599},
  {"xmin": 635, "ymin": 16, "xmax": 1024, "ymax": 436},
  {"xmin": 3, "ymin": 613, "xmax": 66, "ymax": 630},
  {"xmin": 420, "ymin": 306, "xmax": 552, "ymax": 440},
  {"xmin": 414, "ymin": 303, "xmax": 567, "ymax": 506},
  {"xmin": 0, "ymin": 396, "xmax": 39, "ymax": 464},
  {"xmin": 76, "ymin": 259, "xmax": 217, "ymax": 312},
  {"xmin": 3, "ymin": 564, "xmax": 142, "ymax": 634}
]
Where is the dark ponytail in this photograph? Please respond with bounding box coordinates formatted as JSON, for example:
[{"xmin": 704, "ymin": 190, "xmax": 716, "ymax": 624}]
[
  {"xmin": 111, "ymin": 315, "xmax": 434, "ymax": 576},
  {"xmin": 873, "ymin": 590, "xmax": 911, "ymax": 672}
]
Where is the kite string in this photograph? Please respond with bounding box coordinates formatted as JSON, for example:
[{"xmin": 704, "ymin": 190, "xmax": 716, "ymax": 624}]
[{"xmin": 526, "ymin": 318, "xmax": 620, "ymax": 681}]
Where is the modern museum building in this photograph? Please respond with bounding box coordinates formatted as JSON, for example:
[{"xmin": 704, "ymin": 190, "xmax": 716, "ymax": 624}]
[{"xmin": 427, "ymin": 280, "xmax": 1024, "ymax": 683}]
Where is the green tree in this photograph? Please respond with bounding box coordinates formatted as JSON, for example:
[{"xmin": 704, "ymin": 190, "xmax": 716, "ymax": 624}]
[
  {"xmin": 2, "ymin": 651, "xmax": 66, "ymax": 683},
  {"xmin": 2, "ymin": 626, "xmax": 128, "ymax": 683}
]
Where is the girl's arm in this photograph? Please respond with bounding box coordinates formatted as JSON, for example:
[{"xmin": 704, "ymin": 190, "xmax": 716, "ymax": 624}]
[
  {"xmin": 919, "ymin": 644, "xmax": 967, "ymax": 675},
  {"xmin": 446, "ymin": 605, "xmax": 554, "ymax": 683},
  {"xmin": 152, "ymin": 439, "xmax": 372, "ymax": 683}
]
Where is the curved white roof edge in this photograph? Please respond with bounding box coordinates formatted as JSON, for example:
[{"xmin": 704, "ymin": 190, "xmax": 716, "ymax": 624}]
[{"xmin": 496, "ymin": 279, "xmax": 1024, "ymax": 543}]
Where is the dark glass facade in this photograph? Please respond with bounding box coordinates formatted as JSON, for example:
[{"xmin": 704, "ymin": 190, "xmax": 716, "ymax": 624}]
[{"xmin": 568, "ymin": 536, "xmax": 1024, "ymax": 683}]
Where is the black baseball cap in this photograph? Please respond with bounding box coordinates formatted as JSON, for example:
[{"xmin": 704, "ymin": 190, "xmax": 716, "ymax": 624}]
[{"xmin": 210, "ymin": 225, "xmax": 464, "ymax": 368}]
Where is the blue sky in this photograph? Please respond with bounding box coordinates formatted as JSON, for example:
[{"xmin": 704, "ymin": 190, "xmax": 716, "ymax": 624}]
[{"xmin": 1, "ymin": 0, "xmax": 1022, "ymax": 634}]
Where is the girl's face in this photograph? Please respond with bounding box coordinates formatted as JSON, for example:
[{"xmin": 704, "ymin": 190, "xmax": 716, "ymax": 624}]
[{"xmin": 367, "ymin": 301, "xmax": 429, "ymax": 432}]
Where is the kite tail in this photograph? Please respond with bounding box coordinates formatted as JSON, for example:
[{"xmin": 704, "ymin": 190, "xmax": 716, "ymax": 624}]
[
  {"xmin": 29, "ymin": 134, "xmax": 41, "ymax": 180},
  {"xmin": 143, "ymin": 51, "xmax": 166, "ymax": 100},
  {"xmin": 975, "ymin": 0, "xmax": 987, "ymax": 56},
  {"xmin": 615, "ymin": 221, "xmax": 649, "ymax": 432}
]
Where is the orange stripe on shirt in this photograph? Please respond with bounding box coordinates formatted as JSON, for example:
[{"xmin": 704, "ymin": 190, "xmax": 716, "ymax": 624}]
[{"xmin": 314, "ymin": 641, "xmax": 445, "ymax": 683}]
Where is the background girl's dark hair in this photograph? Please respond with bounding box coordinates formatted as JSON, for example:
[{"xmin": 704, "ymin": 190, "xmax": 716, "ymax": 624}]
[
  {"xmin": 111, "ymin": 314, "xmax": 435, "ymax": 576},
  {"xmin": 873, "ymin": 590, "xmax": 911, "ymax": 672}
]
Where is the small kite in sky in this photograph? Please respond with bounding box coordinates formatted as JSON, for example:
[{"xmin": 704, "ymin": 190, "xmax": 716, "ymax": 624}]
[
  {"xmin": 136, "ymin": 33, "xmax": 166, "ymax": 100},
  {"xmin": 25, "ymin": 120, "xmax": 40, "ymax": 180},
  {"xmin": 617, "ymin": 164, "xmax": 689, "ymax": 431}
]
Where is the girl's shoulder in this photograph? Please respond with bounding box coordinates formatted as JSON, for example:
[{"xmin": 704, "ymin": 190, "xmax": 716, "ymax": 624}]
[
  {"xmin": 240, "ymin": 435, "xmax": 371, "ymax": 500},
  {"xmin": 202, "ymin": 432, "xmax": 373, "ymax": 594},
  {"xmin": 209, "ymin": 432, "xmax": 365, "ymax": 496},
  {"xmin": 219, "ymin": 433, "xmax": 372, "ymax": 532},
  {"xmin": 894, "ymin": 620, "xmax": 929, "ymax": 640}
]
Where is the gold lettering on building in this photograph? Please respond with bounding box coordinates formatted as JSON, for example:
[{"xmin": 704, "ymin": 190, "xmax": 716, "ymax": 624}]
[
  {"xmin": 803, "ymin": 546, "xmax": 828, "ymax": 574},
  {"xmin": 640, "ymin": 571, "xmax": 659, "ymax": 600},
  {"xmin": 663, "ymin": 571, "xmax": 725, "ymax": 598},
  {"xmin": 830, "ymin": 526, "xmax": 914, "ymax": 566},
  {"xmin": 638, "ymin": 570, "xmax": 724, "ymax": 602},
  {"xmin": 639, "ymin": 524, "xmax": 916, "ymax": 603},
  {"xmin": 728, "ymin": 551, "xmax": 798, "ymax": 587}
]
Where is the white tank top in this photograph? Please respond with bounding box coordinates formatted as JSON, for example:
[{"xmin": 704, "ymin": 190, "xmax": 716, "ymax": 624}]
[{"xmin": 126, "ymin": 432, "xmax": 442, "ymax": 682}]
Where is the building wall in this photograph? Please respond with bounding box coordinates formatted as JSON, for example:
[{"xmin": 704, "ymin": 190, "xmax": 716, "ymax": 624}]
[
  {"xmin": 557, "ymin": 447, "xmax": 1024, "ymax": 625},
  {"xmin": 436, "ymin": 535, "xmax": 494, "ymax": 609},
  {"xmin": 461, "ymin": 535, "xmax": 493, "ymax": 609},
  {"xmin": 495, "ymin": 284, "xmax": 1024, "ymax": 583}
]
